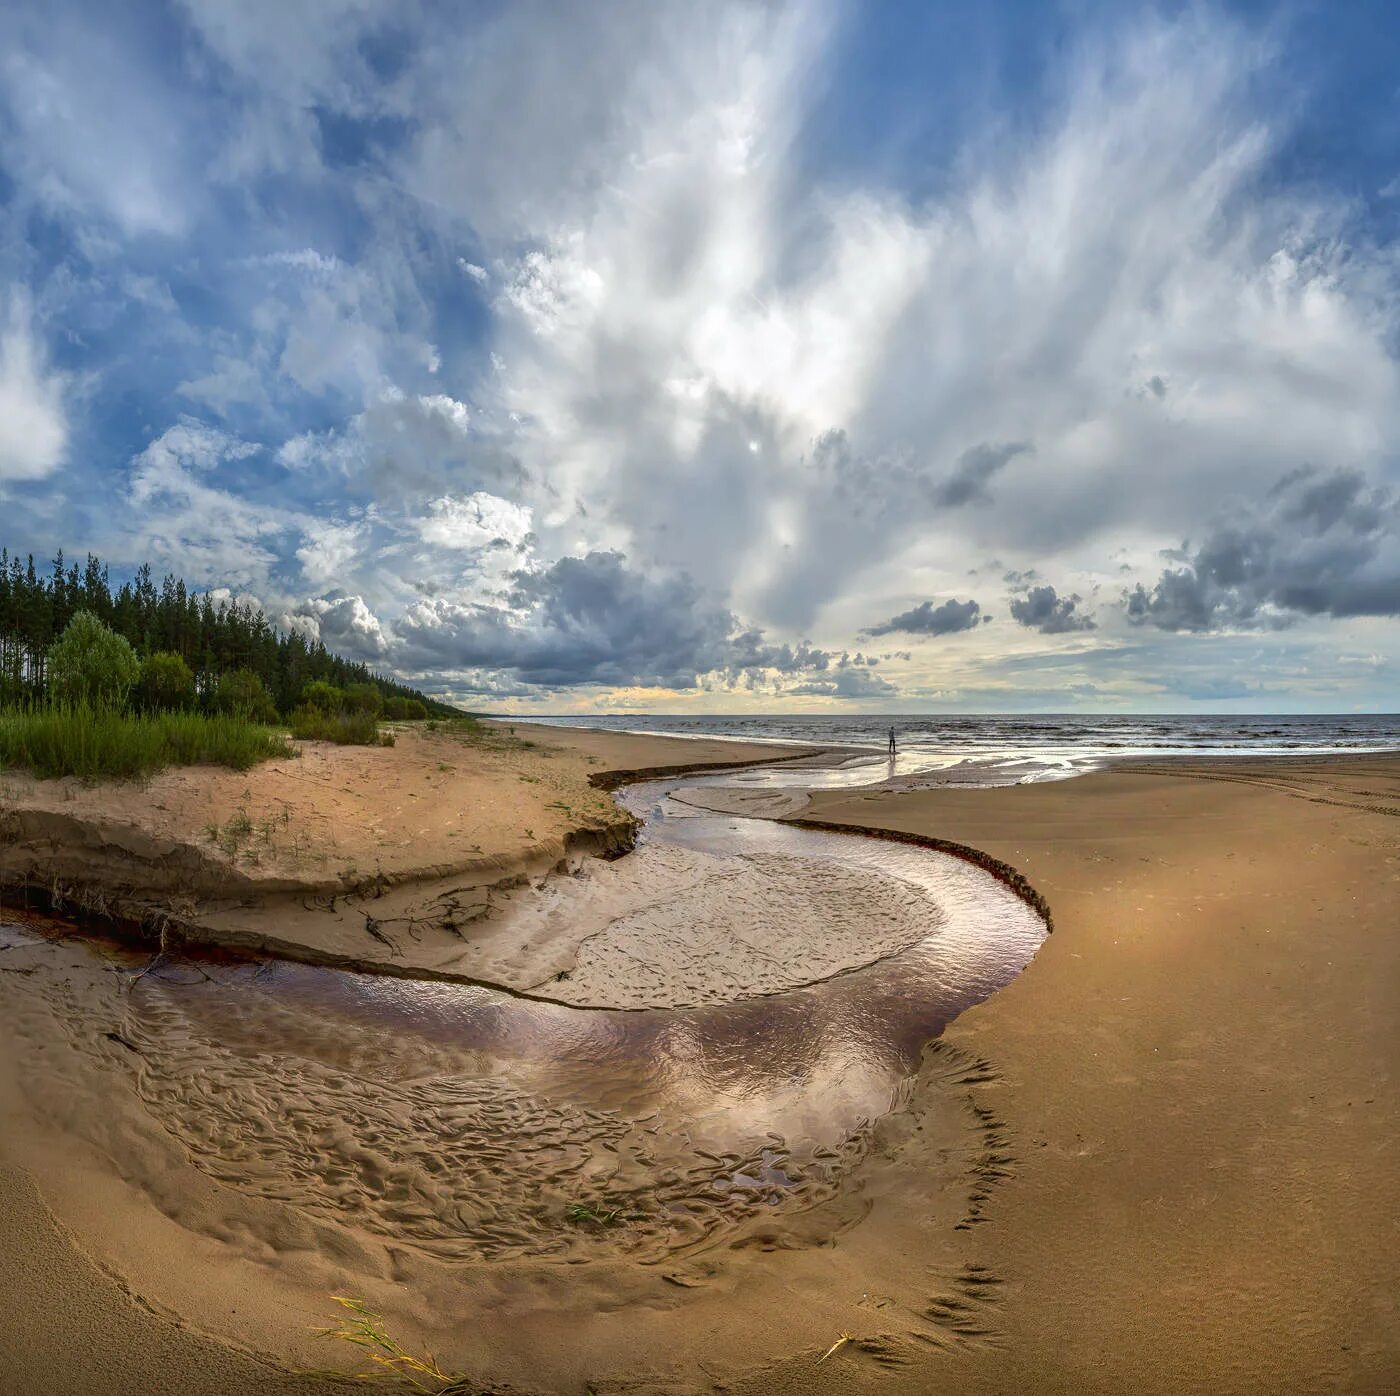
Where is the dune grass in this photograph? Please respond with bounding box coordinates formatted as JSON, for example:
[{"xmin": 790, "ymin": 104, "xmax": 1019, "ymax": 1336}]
[
  {"xmin": 0, "ymin": 704, "xmax": 293, "ymax": 781},
  {"xmin": 565, "ymin": 1201, "xmax": 624, "ymax": 1226},
  {"xmin": 288, "ymin": 705, "xmax": 388, "ymax": 746}
]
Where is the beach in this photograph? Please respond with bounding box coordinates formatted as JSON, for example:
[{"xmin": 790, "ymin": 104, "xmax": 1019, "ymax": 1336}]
[
  {"xmin": 0, "ymin": 730, "xmax": 1395, "ymax": 1394},
  {"xmin": 748, "ymin": 754, "xmax": 1400, "ymax": 1394}
]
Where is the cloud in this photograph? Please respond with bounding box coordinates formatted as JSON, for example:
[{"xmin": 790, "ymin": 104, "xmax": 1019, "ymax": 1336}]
[
  {"xmin": 416, "ymin": 667, "xmax": 538, "ymax": 700},
  {"xmin": 292, "ymin": 592, "xmax": 390, "ymax": 660},
  {"xmin": 295, "ymin": 520, "xmax": 368, "ymax": 590},
  {"xmin": 441, "ymin": 3, "xmax": 1400, "ymax": 644},
  {"xmin": 125, "ymin": 420, "xmax": 295, "ymax": 587},
  {"xmin": 1009, "ymin": 584, "xmax": 1097, "ymax": 634},
  {"xmin": 395, "ymin": 549, "xmax": 835, "ymax": 690},
  {"xmin": 932, "ymin": 441, "xmax": 1033, "ymax": 508},
  {"xmin": 278, "ymin": 390, "xmax": 519, "ymax": 503},
  {"xmin": 864, "ymin": 597, "xmax": 984, "ymax": 638},
  {"xmin": 0, "ymin": 14, "xmax": 193, "ymax": 236},
  {"xmin": 0, "ymin": 293, "xmax": 67, "ymax": 482},
  {"xmin": 3, "ymin": 4, "xmax": 1400, "ymax": 710},
  {"xmin": 1125, "ymin": 467, "xmax": 1400, "ymax": 631},
  {"xmin": 418, "ymin": 493, "xmax": 533, "ymax": 552},
  {"xmin": 787, "ymin": 665, "xmax": 897, "ymax": 700}
]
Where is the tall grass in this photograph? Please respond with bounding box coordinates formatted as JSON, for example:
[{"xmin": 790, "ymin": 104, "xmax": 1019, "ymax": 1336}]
[
  {"xmin": 288, "ymin": 705, "xmax": 388, "ymax": 746},
  {"xmin": 0, "ymin": 705, "xmax": 293, "ymax": 780}
]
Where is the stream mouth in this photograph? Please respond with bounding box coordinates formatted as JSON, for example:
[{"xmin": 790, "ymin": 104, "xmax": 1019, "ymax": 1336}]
[{"xmin": 0, "ymin": 770, "xmax": 1045, "ymax": 1266}]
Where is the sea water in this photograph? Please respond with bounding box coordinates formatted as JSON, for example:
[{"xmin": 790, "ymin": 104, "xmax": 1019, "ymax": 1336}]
[{"xmin": 511, "ymin": 712, "xmax": 1400, "ymax": 787}]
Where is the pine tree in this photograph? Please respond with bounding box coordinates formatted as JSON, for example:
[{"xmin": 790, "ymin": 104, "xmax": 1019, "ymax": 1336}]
[{"xmin": 0, "ymin": 547, "xmax": 443, "ymax": 716}]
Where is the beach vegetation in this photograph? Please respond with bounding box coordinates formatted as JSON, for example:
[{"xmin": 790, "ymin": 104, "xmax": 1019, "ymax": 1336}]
[
  {"xmin": 566, "ymin": 1199, "xmax": 645, "ymax": 1227},
  {"xmin": 341, "ymin": 681, "xmax": 384, "ymax": 717},
  {"xmin": 136, "ymin": 650, "xmax": 196, "ymax": 711},
  {"xmin": 212, "ymin": 667, "xmax": 280, "ymax": 724},
  {"xmin": 0, "ymin": 705, "xmax": 293, "ymax": 780},
  {"xmin": 46, "ymin": 610, "xmax": 141, "ymax": 709},
  {"xmin": 313, "ymin": 1295, "xmax": 476, "ymax": 1392},
  {"xmin": 566, "ymin": 1201, "xmax": 622, "ymax": 1226},
  {"xmin": 203, "ymin": 800, "xmax": 295, "ymax": 862},
  {"xmin": 287, "ymin": 676, "xmax": 395, "ymax": 746},
  {"xmin": 0, "ymin": 548, "xmax": 454, "ymax": 777},
  {"xmin": 289, "ymin": 704, "xmax": 388, "ymax": 746},
  {"xmin": 299, "ymin": 679, "xmax": 344, "ymax": 714},
  {"xmin": 384, "ymin": 696, "xmax": 429, "ymax": 720},
  {"xmin": 0, "ymin": 545, "xmax": 448, "ymax": 717}
]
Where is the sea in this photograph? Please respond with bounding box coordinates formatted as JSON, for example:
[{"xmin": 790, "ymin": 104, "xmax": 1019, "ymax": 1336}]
[{"xmin": 509, "ymin": 713, "xmax": 1400, "ymax": 788}]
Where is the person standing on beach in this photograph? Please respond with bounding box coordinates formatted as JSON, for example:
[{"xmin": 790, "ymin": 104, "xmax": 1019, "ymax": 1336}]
[{"xmin": 888, "ymin": 725, "xmax": 897, "ymax": 756}]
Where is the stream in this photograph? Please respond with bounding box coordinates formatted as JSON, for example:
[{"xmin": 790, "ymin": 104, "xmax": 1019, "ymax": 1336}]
[{"xmin": 0, "ymin": 764, "xmax": 1046, "ymax": 1266}]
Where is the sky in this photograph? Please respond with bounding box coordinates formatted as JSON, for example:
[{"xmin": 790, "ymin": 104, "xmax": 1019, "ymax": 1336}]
[{"xmin": 1, "ymin": 0, "xmax": 1398, "ymax": 714}]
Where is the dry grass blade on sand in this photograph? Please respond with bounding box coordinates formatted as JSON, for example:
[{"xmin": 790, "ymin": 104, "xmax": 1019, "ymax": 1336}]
[{"xmin": 310, "ymin": 1296, "xmax": 478, "ymax": 1393}]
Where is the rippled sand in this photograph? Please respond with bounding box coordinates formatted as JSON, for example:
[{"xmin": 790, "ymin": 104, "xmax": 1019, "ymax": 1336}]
[{"xmin": 4, "ymin": 749, "xmax": 1395, "ymax": 1396}]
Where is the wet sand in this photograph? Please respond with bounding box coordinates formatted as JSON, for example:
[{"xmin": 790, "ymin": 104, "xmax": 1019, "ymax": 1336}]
[
  {"xmin": 1, "ymin": 741, "xmax": 1396, "ymax": 1394},
  {"xmin": 0, "ymin": 753, "xmax": 1044, "ymax": 1394},
  {"xmin": 738, "ymin": 754, "xmax": 1400, "ymax": 1395}
]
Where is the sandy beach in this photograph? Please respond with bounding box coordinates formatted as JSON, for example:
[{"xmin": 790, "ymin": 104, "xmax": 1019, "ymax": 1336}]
[
  {"xmin": 0, "ymin": 731, "xmax": 1395, "ymax": 1394},
  {"xmin": 745, "ymin": 753, "xmax": 1400, "ymax": 1395}
]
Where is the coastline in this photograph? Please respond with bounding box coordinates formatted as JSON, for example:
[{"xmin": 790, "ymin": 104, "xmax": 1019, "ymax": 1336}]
[{"xmin": 0, "ymin": 735, "xmax": 1394, "ymax": 1393}]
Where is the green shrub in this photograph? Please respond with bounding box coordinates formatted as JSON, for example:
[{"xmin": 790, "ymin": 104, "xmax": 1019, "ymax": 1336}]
[
  {"xmin": 137, "ymin": 651, "xmax": 195, "ymax": 712},
  {"xmin": 288, "ymin": 704, "xmax": 385, "ymax": 746},
  {"xmin": 0, "ymin": 705, "xmax": 292, "ymax": 781},
  {"xmin": 383, "ymin": 696, "xmax": 429, "ymax": 720},
  {"xmin": 47, "ymin": 611, "xmax": 140, "ymax": 710},
  {"xmin": 341, "ymin": 682, "xmax": 383, "ymax": 717},
  {"xmin": 299, "ymin": 680, "xmax": 344, "ymax": 714},
  {"xmin": 213, "ymin": 668, "xmax": 279, "ymax": 723}
]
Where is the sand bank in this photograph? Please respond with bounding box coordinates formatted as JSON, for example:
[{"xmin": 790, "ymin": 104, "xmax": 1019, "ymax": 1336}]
[
  {"xmin": 0, "ymin": 739, "xmax": 1395, "ymax": 1394},
  {"xmin": 0, "ymin": 720, "xmax": 822, "ymax": 987}
]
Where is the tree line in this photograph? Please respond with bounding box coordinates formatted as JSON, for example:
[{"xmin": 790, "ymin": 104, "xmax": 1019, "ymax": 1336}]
[{"xmin": 0, "ymin": 548, "xmax": 444, "ymax": 717}]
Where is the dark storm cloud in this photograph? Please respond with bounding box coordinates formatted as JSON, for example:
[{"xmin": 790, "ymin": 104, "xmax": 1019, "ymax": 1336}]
[
  {"xmin": 395, "ymin": 550, "xmax": 834, "ymax": 688},
  {"xmin": 410, "ymin": 669, "xmax": 538, "ymax": 700},
  {"xmin": 931, "ymin": 441, "xmax": 1033, "ymax": 508},
  {"xmin": 863, "ymin": 597, "xmax": 985, "ymax": 638},
  {"xmin": 1125, "ymin": 468, "xmax": 1400, "ymax": 632},
  {"xmin": 787, "ymin": 668, "xmax": 897, "ymax": 699},
  {"xmin": 1008, "ymin": 584, "xmax": 1097, "ymax": 634}
]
